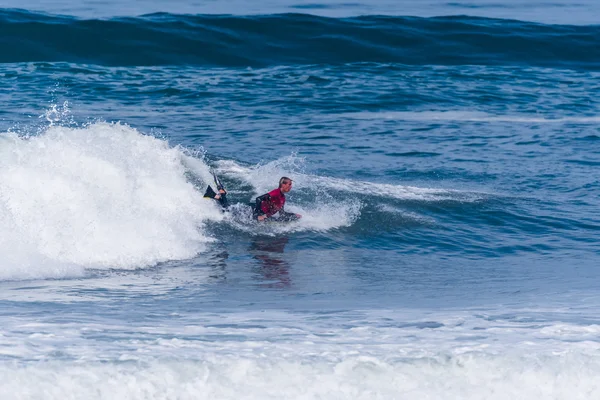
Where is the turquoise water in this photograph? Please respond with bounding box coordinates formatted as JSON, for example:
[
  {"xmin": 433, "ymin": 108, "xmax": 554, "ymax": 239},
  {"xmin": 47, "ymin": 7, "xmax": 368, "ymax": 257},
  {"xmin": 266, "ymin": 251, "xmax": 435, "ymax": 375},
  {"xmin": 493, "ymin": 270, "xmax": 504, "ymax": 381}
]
[{"xmin": 0, "ymin": 2, "xmax": 599, "ymax": 399}]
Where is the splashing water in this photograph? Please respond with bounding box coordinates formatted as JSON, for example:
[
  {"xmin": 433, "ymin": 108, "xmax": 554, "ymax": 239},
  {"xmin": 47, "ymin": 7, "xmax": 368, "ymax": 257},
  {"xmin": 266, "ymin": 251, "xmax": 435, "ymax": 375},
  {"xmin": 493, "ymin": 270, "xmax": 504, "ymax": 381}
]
[{"xmin": 0, "ymin": 122, "xmax": 221, "ymax": 280}]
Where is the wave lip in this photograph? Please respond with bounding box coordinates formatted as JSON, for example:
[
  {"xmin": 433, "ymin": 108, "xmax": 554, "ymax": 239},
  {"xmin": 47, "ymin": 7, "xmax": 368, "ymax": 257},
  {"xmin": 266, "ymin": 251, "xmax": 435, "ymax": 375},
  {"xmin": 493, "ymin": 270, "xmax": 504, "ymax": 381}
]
[{"xmin": 1, "ymin": 9, "xmax": 599, "ymax": 68}]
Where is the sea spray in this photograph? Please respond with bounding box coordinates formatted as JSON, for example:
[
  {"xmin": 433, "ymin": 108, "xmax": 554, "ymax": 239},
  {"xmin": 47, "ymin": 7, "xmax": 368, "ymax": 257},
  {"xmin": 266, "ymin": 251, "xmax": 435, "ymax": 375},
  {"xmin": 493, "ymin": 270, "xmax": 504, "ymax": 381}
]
[{"xmin": 0, "ymin": 123, "xmax": 221, "ymax": 279}]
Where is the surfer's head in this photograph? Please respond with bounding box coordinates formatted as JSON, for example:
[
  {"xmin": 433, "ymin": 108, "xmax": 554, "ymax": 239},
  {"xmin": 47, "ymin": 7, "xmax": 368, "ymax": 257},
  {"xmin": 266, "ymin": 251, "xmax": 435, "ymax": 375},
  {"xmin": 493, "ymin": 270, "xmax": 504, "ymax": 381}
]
[{"xmin": 279, "ymin": 177, "xmax": 293, "ymax": 193}]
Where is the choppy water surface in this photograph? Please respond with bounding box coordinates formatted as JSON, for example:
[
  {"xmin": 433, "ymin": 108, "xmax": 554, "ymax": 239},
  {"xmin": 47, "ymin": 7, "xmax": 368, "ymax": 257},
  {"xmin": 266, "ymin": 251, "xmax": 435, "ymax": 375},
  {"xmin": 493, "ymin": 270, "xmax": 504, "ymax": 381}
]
[{"xmin": 0, "ymin": 2, "xmax": 599, "ymax": 399}]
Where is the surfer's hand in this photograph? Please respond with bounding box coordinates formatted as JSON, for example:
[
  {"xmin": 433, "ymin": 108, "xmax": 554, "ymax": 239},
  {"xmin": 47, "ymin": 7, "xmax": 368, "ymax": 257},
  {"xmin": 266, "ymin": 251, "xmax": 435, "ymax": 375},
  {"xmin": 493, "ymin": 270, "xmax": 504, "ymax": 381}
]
[
  {"xmin": 296, "ymin": 214, "xmax": 302, "ymax": 219},
  {"xmin": 257, "ymin": 215, "xmax": 267, "ymax": 221}
]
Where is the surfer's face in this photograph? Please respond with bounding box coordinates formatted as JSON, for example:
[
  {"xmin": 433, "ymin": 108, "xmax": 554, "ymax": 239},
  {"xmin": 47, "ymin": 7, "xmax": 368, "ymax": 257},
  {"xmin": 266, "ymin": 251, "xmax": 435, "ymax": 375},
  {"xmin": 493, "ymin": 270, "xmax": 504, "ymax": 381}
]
[{"xmin": 280, "ymin": 180, "xmax": 292, "ymax": 193}]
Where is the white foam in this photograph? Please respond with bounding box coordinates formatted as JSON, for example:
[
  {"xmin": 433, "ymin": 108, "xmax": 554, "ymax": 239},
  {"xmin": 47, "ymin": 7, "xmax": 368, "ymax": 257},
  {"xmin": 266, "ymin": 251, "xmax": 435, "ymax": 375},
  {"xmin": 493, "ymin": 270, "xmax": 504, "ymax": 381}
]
[
  {"xmin": 539, "ymin": 324, "xmax": 600, "ymax": 339},
  {"xmin": 224, "ymin": 200, "xmax": 362, "ymax": 235},
  {"xmin": 377, "ymin": 204, "xmax": 437, "ymax": 224},
  {"xmin": 181, "ymin": 152, "xmax": 213, "ymax": 187},
  {"xmin": 342, "ymin": 110, "xmax": 600, "ymax": 124},
  {"xmin": 215, "ymin": 155, "xmax": 306, "ymax": 196},
  {"xmin": 0, "ymin": 123, "xmax": 221, "ymax": 280},
  {"xmin": 312, "ymin": 175, "xmax": 474, "ymax": 201},
  {"xmin": 1, "ymin": 353, "xmax": 599, "ymax": 400},
  {"xmin": 1, "ymin": 309, "xmax": 600, "ymax": 399}
]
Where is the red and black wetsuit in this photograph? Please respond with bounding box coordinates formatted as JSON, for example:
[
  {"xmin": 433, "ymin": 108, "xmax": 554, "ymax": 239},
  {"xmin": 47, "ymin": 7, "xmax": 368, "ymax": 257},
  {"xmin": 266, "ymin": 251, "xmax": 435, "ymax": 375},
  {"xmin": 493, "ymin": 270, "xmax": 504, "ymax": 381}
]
[
  {"xmin": 254, "ymin": 188, "xmax": 298, "ymax": 221},
  {"xmin": 256, "ymin": 188, "xmax": 285, "ymax": 217}
]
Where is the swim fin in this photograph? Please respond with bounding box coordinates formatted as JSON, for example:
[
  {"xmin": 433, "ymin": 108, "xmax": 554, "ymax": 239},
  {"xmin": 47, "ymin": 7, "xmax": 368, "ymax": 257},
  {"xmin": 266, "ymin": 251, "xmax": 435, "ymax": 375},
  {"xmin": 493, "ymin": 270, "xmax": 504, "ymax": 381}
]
[
  {"xmin": 204, "ymin": 178, "xmax": 230, "ymax": 209},
  {"xmin": 203, "ymin": 185, "xmax": 217, "ymax": 199}
]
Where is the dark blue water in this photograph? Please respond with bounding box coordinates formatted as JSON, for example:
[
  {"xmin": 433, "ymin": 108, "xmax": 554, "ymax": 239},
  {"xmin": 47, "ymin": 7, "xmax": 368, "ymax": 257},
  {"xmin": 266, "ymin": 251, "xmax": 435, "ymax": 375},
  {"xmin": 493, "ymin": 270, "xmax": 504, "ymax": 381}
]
[
  {"xmin": 1, "ymin": 3, "xmax": 600, "ymax": 399},
  {"xmin": 2, "ymin": 10, "xmax": 600, "ymax": 68}
]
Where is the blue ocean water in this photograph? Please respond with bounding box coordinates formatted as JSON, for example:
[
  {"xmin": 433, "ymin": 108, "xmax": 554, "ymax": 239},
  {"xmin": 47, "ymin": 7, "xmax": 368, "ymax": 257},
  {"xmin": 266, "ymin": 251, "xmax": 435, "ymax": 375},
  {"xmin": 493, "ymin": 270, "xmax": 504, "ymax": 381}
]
[{"xmin": 1, "ymin": 1, "xmax": 600, "ymax": 398}]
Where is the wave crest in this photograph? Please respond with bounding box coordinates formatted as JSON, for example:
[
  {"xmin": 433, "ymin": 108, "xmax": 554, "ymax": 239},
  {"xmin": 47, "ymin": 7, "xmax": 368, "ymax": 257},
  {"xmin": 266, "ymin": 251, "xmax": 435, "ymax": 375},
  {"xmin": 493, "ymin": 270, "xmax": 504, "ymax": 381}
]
[
  {"xmin": 1, "ymin": 10, "xmax": 599, "ymax": 68},
  {"xmin": 0, "ymin": 122, "xmax": 220, "ymax": 280}
]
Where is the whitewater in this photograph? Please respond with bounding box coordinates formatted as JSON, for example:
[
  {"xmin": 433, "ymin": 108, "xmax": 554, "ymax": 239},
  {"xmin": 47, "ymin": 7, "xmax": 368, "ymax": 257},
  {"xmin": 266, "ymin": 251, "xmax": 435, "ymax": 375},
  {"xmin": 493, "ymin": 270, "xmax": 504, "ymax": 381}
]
[{"xmin": 1, "ymin": 0, "xmax": 600, "ymax": 399}]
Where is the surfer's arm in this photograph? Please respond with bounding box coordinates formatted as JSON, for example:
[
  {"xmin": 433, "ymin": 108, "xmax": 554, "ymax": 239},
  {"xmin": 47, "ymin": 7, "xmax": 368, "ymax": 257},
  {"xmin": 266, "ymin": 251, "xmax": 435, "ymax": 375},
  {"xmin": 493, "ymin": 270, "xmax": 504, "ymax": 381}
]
[{"xmin": 254, "ymin": 194, "xmax": 271, "ymax": 221}]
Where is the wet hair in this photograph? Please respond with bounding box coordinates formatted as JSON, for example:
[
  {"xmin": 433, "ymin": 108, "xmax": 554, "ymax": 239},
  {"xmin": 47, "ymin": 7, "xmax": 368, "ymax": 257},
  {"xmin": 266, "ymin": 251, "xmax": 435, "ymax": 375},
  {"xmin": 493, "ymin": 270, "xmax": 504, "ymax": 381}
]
[{"xmin": 279, "ymin": 176, "xmax": 292, "ymax": 188}]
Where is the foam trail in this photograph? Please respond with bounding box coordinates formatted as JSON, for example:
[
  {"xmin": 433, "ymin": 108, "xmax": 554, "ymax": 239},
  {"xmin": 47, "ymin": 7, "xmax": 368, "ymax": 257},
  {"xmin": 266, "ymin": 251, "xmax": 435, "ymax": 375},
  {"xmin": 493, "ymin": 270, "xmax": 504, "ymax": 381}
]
[
  {"xmin": 377, "ymin": 204, "xmax": 437, "ymax": 224},
  {"xmin": 217, "ymin": 156, "xmax": 479, "ymax": 202},
  {"xmin": 0, "ymin": 123, "xmax": 221, "ymax": 280},
  {"xmin": 312, "ymin": 176, "xmax": 477, "ymax": 201}
]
